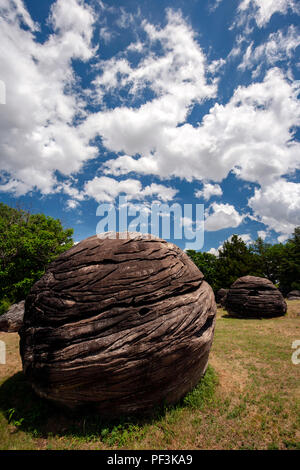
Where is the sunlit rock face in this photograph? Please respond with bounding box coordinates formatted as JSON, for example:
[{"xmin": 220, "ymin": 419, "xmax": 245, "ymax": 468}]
[
  {"xmin": 0, "ymin": 301, "xmax": 24, "ymax": 332},
  {"xmin": 19, "ymin": 233, "xmax": 216, "ymax": 416},
  {"xmin": 225, "ymin": 275, "xmax": 287, "ymax": 318}
]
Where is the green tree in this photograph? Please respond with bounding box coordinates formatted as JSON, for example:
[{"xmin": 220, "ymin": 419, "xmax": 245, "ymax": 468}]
[
  {"xmin": 278, "ymin": 227, "xmax": 300, "ymax": 294},
  {"xmin": 214, "ymin": 234, "xmax": 258, "ymax": 291},
  {"xmin": 250, "ymin": 237, "xmax": 286, "ymax": 286},
  {"xmin": 186, "ymin": 250, "xmax": 218, "ymax": 291},
  {"xmin": 0, "ymin": 203, "xmax": 73, "ymax": 309},
  {"xmin": 187, "ymin": 236, "xmax": 258, "ymax": 293}
]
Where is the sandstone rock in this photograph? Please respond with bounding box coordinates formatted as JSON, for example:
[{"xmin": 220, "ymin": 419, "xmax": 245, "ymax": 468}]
[
  {"xmin": 0, "ymin": 300, "xmax": 25, "ymax": 332},
  {"xmin": 287, "ymin": 290, "xmax": 300, "ymax": 300},
  {"xmin": 225, "ymin": 275, "xmax": 287, "ymax": 318},
  {"xmin": 19, "ymin": 233, "xmax": 216, "ymax": 416},
  {"xmin": 216, "ymin": 288, "xmax": 229, "ymax": 306}
]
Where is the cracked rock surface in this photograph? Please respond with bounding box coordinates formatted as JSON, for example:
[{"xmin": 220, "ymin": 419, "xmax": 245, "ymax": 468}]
[
  {"xmin": 225, "ymin": 275, "xmax": 287, "ymax": 318},
  {"xmin": 19, "ymin": 233, "xmax": 216, "ymax": 416}
]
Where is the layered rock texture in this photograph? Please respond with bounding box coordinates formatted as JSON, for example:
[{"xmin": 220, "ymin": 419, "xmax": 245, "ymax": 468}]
[
  {"xmin": 287, "ymin": 290, "xmax": 300, "ymax": 300},
  {"xmin": 0, "ymin": 300, "xmax": 25, "ymax": 332},
  {"xmin": 216, "ymin": 288, "xmax": 228, "ymax": 306},
  {"xmin": 19, "ymin": 233, "xmax": 216, "ymax": 416},
  {"xmin": 225, "ymin": 275, "xmax": 287, "ymax": 318}
]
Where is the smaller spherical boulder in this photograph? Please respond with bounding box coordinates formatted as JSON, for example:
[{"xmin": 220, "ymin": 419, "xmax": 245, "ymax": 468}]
[
  {"xmin": 0, "ymin": 300, "xmax": 25, "ymax": 332},
  {"xmin": 287, "ymin": 290, "xmax": 300, "ymax": 300},
  {"xmin": 225, "ymin": 276, "xmax": 287, "ymax": 318}
]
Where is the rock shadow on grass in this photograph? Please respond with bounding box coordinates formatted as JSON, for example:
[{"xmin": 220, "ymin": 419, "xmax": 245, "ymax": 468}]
[{"xmin": 0, "ymin": 366, "xmax": 218, "ymax": 444}]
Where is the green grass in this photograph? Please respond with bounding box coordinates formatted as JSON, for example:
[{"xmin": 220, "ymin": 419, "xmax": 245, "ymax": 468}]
[
  {"xmin": 0, "ymin": 363, "xmax": 217, "ymax": 450},
  {"xmin": 0, "ymin": 300, "xmax": 299, "ymax": 450},
  {"xmin": 182, "ymin": 366, "xmax": 218, "ymax": 409}
]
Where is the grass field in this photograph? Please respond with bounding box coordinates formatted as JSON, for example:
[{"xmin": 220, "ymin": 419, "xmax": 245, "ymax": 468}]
[{"xmin": 0, "ymin": 301, "xmax": 299, "ymax": 450}]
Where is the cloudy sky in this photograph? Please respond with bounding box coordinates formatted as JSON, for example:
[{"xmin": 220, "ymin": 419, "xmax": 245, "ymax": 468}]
[{"xmin": 0, "ymin": 0, "xmax": 299, "ymax": 252}]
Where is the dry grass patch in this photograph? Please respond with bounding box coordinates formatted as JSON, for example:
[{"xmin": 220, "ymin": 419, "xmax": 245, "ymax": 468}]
[{"xmin": 287, "ymin": 300, "xmax": 300, "ymax": 318}]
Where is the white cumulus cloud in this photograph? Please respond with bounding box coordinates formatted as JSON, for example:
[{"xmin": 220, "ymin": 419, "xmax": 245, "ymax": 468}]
[
  {"xmin": 83, "ymin": 176, "xmax": 178, "ymax": 203},
  {"xmin": 205, "ymin": 203, "xmax": 245, "ymax": 231},
  {"xmin": 236, "ymin": 0, "xmax": 300, "ymax": 28},
  {"xmin": 0, "ymin": 0, "xmax": 97, "ymax": 195},
  {"xmin": 257, "ymin": 230, "xmax": 268, "ymax": 240},
  {"xmin": 102, "ymin": 68, "xmax": 300, "ymax": 189},
  {"xmin": 1, "ymin": 1, "xmax": 299, "ymax": 244},
  {"xmin": 195, "ymin": 183, "xmax": 223, "ymax": 200},
  {"xmin": 248, "ymin": 179, "xmax": 300, "ymax": 235},
  {"xmin": 239, "ymin": 25, "xmax": 300, "ymax": 71}
]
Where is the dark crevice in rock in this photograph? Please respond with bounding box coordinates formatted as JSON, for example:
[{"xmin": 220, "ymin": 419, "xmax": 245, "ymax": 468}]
[
  {"xmin": 27, "ymin": 279, "xmax": 204, "ymax": 328},
  {"xmin": 195, "ymin": 315, "xmax": 215, "ymax": 337},
  {"xmin": 139, "ymin": 307, "xmax": 150, "ymax": 316}
]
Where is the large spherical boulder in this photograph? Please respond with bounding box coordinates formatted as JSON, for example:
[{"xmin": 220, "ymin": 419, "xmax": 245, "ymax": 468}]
[
  {"xmin": 225, "ymin": 275, "xmax": 287, "ymax": 318},
  {"xmin": 19, "ymin": 233, "xmax": 216, "ymax": 416}
]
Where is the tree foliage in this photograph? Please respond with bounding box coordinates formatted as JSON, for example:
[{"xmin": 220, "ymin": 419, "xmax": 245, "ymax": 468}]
[
  {"xmin": 186, "ymin": 250, "xmax": 218, "ymax": 292},
  {"xmin": 215, "ymin": 234, "xmax": 260, "ymax": 290},
  {"xmin": 250, "ymin": 238, "xmax": 286, "ymax": 286},
  {"xmin": 0, "ymin": 203, "xmax": 73, "ymax": 308},
  {"xmin": 278, "ymin": 228, "xmax": 300, "ymax": 294}
]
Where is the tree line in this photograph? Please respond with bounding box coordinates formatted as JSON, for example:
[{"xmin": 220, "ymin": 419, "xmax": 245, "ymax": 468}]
[
  {"xmin": 187, "ymin": 229, "xmax": 300, "ymax": 296},
  {"xmin": 0, "ymin": 203, "xmax": 73, "ymax": 314},
  {"xmin": 0, "ymin": 202, "xmax": 299, "ymax": 315}
]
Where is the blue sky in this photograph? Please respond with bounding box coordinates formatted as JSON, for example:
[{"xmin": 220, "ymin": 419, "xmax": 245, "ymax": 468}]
[{"xmin": 0, "ymin": 0, "xmax": 299, "ymax": 252}]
